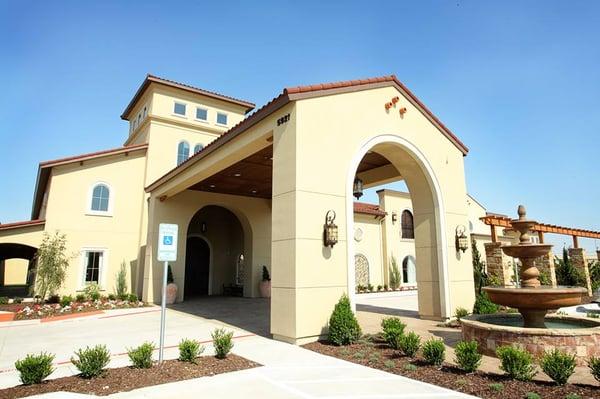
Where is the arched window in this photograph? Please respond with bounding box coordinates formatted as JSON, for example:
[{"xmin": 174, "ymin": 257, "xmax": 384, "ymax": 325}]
[
  {"xmin": 401, "ymin": 210, "xmax": 414, "ymax": 239},
  {"xmin": 194, "ymin": 143, "xmax": 204, "ymax": 154},
  {"xmin": 354, "ymin": 254, "xmax": 370, "ymax": 287},
  {"xmin": 90, "ymin": 184, "xmax": 110, "ymax": 212},
  {"xmin": 402, "ymin": 255, "xmax": 416, "ymax": 284},
  {"xmin": 177, "ymin": 141, "xmax": 190, "ymax": 165}
]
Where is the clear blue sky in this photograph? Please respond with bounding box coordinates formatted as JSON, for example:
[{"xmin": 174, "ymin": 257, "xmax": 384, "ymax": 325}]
[{"xmin": 1, "ymin": 1, "xmax": 598, "ymax": 253}]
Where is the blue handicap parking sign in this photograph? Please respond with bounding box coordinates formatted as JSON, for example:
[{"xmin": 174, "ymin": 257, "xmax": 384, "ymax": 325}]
[{"xmin": 163, "ymin": 235, "xmax": 173, "ymax": 245}]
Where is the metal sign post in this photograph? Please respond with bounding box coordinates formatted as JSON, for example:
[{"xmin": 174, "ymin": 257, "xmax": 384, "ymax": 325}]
[{"xmin": 157, "ymin": 223, "xmax": 178, "ymax": 363}]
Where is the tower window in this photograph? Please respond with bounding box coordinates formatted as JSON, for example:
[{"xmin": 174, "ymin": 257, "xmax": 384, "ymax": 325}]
[
  {"xmin": 196, "ymin": 107, "xmax": 208, "ymax": 121},
  {"xmin": 216, "ymin": 112, "xmax": 228, "ymax": 125},
  {"xmin": 174, "ymin": 102, "xmax": 186, "ymax": 116}
]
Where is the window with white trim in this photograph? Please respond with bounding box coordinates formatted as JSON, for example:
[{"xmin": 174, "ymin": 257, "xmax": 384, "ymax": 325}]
[
  {"xmin": 194, "ymin": 143, "xmax": 204, "ymax": 154},
  {"xmin": 216, "ymin": 112, "xmax": 228, "ymax": 125},
  {"xmin": 174, "ymin": 102, "xmax": 186, "ymax": 116},
  {"xmin": 177, "ymin": 141, "xmax": 190, "ymax": 165},
  {"xmin": 90, "ymin": 184, "xmax": 110, "ymax": 212},
  {"xmin": 83, "ymin": 250, "xmax": 104, "ymax": 284},
  {"xmin": 196, "ymin": 107, "xmax": 208, "ymax": 121}
]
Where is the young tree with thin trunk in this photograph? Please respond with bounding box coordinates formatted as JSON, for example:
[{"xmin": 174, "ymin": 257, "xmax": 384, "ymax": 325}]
[{"xmin": 33, "ymin": 232, "xmax": 72, "ymax": 300}]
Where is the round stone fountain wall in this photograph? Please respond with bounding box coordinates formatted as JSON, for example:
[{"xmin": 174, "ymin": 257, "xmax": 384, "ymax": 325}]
[{"xmin": 461, "ymin": 314, "xmax": 600, "ymax": 366}]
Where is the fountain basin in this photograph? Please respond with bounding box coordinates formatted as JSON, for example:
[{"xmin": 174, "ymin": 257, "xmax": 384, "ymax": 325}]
[
  {"xmin": 501, "ymin": 243, "xmax": 553, "ymax": 259},
  {"xmin": 461, "ymin": 313, "xmax": 600, "ymax": 365}
]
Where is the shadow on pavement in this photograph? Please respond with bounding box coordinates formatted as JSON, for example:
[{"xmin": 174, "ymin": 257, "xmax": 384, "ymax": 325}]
[{"xmin": 356, "ymin": 303, "xmax": 420, "ymax": 319}]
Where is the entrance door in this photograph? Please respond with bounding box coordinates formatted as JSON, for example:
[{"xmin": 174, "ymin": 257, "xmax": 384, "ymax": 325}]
[{"xmin": 184, "ymin": 237, "xmax": 210, "ymax": 298}]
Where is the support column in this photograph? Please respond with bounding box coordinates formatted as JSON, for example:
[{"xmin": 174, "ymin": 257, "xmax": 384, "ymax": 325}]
[
  {"xmin": 597, "ymin": 250, "xmax": 600, "ymax": 261},
  {"xmin": 534, "ymin": 232, "xmax": 556, "ymax": 287},
  {"xmin": 484, "ymin": 242, "xmax": 512, "ymax": 286},
  {"xmin": 568, "ymin": 247, "xmax": 592, "ymax": 296}
]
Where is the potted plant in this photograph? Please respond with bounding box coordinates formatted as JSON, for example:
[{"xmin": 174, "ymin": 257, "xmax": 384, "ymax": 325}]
[
  {"xmin": 166, "ymin": 264, "xmax": 178, "ymax": 304},
  {"xmin": 259, "ymin": 266, "xmax": 271, "ymax": 298}
]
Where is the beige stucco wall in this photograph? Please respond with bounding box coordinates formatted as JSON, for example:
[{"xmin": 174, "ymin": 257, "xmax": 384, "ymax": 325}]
[
  {"xmin": 142, "ymin": 190, "xmax": 271, "ymax": 303},
  {"xmin": 40, "ymin": 151, "xmax": 147, "ymax": 296},
  {"xmin": 3, "ymin": 258, "xmax": 29, "ymax": 285},
  {"xmin": 353, "ymin": 215, "xmax": 385, "ymax": 286}
]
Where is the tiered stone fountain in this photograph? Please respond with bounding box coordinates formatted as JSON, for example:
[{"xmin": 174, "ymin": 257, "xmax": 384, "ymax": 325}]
[{"xmin": 461, "ymin": 206, "xmax": 600, "ymax": 365}]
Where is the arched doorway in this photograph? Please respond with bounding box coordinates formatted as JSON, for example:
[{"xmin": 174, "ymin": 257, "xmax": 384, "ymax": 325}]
[
  {"xmin": 402, "ymin": 255, "xmax": 417, "ymax": 285},
  {"xmin": 184, "ymin": 236, "xmax": 210, "ymax": 298},
  {"xmin": 0, "ymin": 243, "xmax": 37, "ymax": 297},
  {"xmin": 346, "ymin": 135, "xmax": 450, "ymax": 319},
  {"xmin": 186, "ymin": 205, "xmax": 245, "ymax": 297}
]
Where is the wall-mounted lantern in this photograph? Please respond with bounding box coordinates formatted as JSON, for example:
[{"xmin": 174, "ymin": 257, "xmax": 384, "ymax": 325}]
[
  {"xmin": 353, "ymin": 178, "xmax": 364, "ymax": 200},
  {"xmin": 324, "ymin": 210, "xmax": 338, "ymax": 248},
  {"xmin": 455, "ymin": 225, "xmax": 469, "ymax": 253},
  {"xmin": 391, "ymin": 212, "xmax": 398, "ymax": 224}
]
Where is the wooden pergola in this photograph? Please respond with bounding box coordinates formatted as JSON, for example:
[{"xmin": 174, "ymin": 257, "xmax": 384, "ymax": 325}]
[{"xmin": 480, "ymin": 214, "xmax": 600, "ymax": 248}]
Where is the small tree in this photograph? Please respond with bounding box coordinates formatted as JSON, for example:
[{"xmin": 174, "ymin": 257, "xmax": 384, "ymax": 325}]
[
  {"xmin": 472, "ymin": 239, "xmax": 488, "ymax": 294},
  {"xmin": 555, "ymin": 248, "xmax": 583, "ymax": 287},
  {"xmin": 389, "ymin": 256, "xmax": 401, "ymax": 289},
  {"xmin": 115, "ymin": 261, "xmax": 128, "ymax": 299},
  {"xmin": 328, "ymin": 294, "xmax": 361, "ymax": 345},
  {"xmin": 33, "ymin": 232, "xmax": 72, "ymax": 300}
]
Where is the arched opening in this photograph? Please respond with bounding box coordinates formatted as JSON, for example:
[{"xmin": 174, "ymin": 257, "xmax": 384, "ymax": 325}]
[
  {"xmin": 186, "ymin": 205, "xmax": 245, "ymax": 297},
  {"xmin": 346, "ymin": 135, "xmax": 449, "ymax": 320},
  {"xmin": 0, "ymin": 243, "xmax": 37, "ymax": 297}
]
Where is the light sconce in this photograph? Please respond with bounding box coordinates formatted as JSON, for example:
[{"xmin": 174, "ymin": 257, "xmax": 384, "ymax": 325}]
[
  {"xmin": 455, "ymin": 225, "xmax": 469, "ymax": 253},
  {"xmin": 353, "ymin": 178, "xmax": 364, "ymax": 200},
  {"xmin": 323, "ymin": 210, "xmax": 338, "ymax": 248},
  {"xmin": 391, "ymin": 212, "xmax": 398, "ymax": 224}
]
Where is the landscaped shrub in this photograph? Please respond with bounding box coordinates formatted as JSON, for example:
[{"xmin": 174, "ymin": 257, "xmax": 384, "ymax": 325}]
[
  {"xmin": 127, "ymin": 342, "xmax": 154, "ymax": 368},
  {"xmin": 453, "ymin": 307, "xmax": 469, "ymax": 321},
  {"xmin": 328, "ymin": 294, "xmax": 361, "ymax": 346},
  {"xmin": 389, "ymin": 256, "xmax": 401, "ymax": 289},
  {"xmin": 588, "ymin": 356, "xmax": 600, "ymax": 382},
  {"xmin": 489, "ymin": 383, "xmax": 503, "ymax": 392},
  {"xmin": 422, "ymin": 338, "xmax": 445, "ymax": 366},
  {"xmin": 34, "ymin": 232, "xmax": 71, "ymax": 300},
  {"xmin": 524, "ymin": 393, "xmax": 541, "ymax": 399},
  {"xmin": 13, "ymin": 296, "xmax": 23, "ymax": 304},
  {"xmin": 496, "ymin": 346, "xmax": 536, "ymax": 381},
  {"xmin": 75, "ymin": 293, "xmax": 86, "ymax": 302},
  {"xmin": 14, "ymin": 352, "xmax": 55, "ymax": 385},
  {"xmin": 84, "ymin": 283, "xmax": 101, "ymax": 301},
  {"xmin": 115, "ymin": 261, "xmax": 128, "ymax": 300},
  {"xmin": 179, "ymin": 338, "xmax": 205, "ymax": 363},
  {"xmin": 381, "ymin": 317, "xmax": 406, "ymax": 349},
  {"xmin": 108, "ymin": 293, "xmax": 116, "ymax": 300},
  {"xmin": 212, "ymin": 328, "xmax": 234, "ymax": 359},
  {"xmin": 398, "ymin": 331, "xmax": 420, "ymax": 357},
  {"xmin": 454, "ymin": 340, "xmax": 482, "ymax": 373},
  {"xmin": 564, "ymin": 394, "xmax": 582, "ymax": 399},
  {"xmin": 60, "ymin": 295, "xmax": 73, "ymax": 307},
  {"xmin": 472, "ymin": 292, "xmax": 499, "ymax": 314},
  {"xmin": 540, "ymin": 349, "xmax": 575, "ymax": 385},
  {"xmin": 71, "ymin": 344, "xmax": 111, "ymax": 378},
  {"xmin": 128, "ymin": 293, "xmax": 138, "ymax": 302},
  {"xmin": 0, "ymin": 296, "xmax": 8, "ymax": 304},
  {"xmin": 46, "ymin": 294, "xmax": 60, "ymax": 304}
]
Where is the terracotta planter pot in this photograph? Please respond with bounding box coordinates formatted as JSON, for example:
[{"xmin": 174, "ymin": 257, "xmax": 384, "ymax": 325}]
[
  {"xmin": 259, "ymin": 280, "xmax": 271, "ymax": 298},
  {"xmin": 166, "ymin": 283, "xmax": 178, "ymax": 304}
]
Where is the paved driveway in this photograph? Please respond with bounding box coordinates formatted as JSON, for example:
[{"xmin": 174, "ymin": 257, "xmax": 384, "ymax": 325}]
[{"xmin": 0, "ymin": 296, "xmax": 473, "ymax": 398}]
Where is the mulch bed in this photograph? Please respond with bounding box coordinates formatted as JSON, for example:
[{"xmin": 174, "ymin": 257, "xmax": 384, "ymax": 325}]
[
  {"xmin": 0, "ymin": 354, "xmax": 259, "ymax": 398},
  {"xmin": 303, "ymin": 338, "xmax": 600, "ymax": 399}
]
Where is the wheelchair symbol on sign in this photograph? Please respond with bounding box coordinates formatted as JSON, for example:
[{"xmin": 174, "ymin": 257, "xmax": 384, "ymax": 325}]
[{"xmin": 163, "ymin": 235, "xmax": 173, "ymax": 245}]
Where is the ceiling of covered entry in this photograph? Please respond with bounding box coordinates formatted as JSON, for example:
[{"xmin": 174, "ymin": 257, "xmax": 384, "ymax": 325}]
[{"xmin": 188, "ymin": 147, "xmax": 395, "ymax": 199}]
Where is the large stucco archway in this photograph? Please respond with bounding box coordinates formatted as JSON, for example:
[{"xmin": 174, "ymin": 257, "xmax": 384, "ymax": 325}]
[{"xmin": 345, "ymin": 135, "xmax": 450, "ymax": 318}]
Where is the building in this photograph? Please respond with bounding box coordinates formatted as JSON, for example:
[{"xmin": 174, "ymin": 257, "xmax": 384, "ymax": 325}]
[{"xmin": 0, "ymin": 74, "xmax": 481, "ymax": 344}]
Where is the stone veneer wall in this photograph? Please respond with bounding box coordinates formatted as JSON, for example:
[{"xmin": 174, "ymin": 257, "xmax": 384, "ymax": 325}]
[
  {"xmin": 484, "ymin": 242, "xmax": 513, "ymax": 286},
  {"xmin": 568, "ymin": 247, "xmax": 592, "ymax": 296},
  {"xmin": 462, "ymin": 317, "xmax": 600, "ymax": 366},
  {"xmin": 534, "ymin": 251, "xmax": 557, "ymax": 287}
]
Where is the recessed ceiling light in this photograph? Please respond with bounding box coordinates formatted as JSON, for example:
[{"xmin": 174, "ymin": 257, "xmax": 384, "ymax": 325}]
[
  {"xmin": 209, "ymin": 184, "xmax": 216, "ymax": 188},
  {"xmin": 233, "ymin": 173, "xmax": 242, "ymax": 177},
  {"xmin": 251, "ymin": 189, "xmax": 257, "ymax": 194}
]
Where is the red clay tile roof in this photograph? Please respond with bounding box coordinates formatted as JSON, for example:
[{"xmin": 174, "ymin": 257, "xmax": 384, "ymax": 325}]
[
  {"xmin": 121, "ymin": 74, "xmax": 255, "ymax": 120},
  {"xmin": 354, "ymin": 202, "xmax": 386, "ymax": 217},
  {"xmin": 39, "ymin": 144, "xmax": 148, "ymax": 167},
  {"xmin": 146, "ymin": 74, "xmax": 469, "ymax": 193},
  {"xmin": 0, "ymin": 219, "xmax": 45, "ymax": 231}
]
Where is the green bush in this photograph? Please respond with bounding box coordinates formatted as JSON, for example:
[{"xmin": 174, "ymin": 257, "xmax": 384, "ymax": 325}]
[
  {"xmin": 108, "ymin": 293, "xmax": 116, "ymax": 300},
  {"xmin": 127, "ymin": 342, "xmax": 154, "ymax": 368},
  {"xmin": 454, "ymin": 307, "xmax": 469, "ymax": 321},
  {"xmin": 489, "ymin": 383, "xmax": 504, "ymax": 392},
  {"xmin": 75, "ymin": 293, "xmax": 86, "ymax": 302},
  {"xmin": 564, "ymin": 394, "xmax": 581, "ymax": 399},
  {"xmin": 0, "ymin": 296, "xmax": 8, "ymax": 304},
  {"xmin": 524, "ymin": 393, "xmax": 541, "ymax": 399},
  {"xmin": 14, "ymin": 352, "xmax": 55, "ymax": 385},
  {"xmin": 389, "ymin": 256, "xmax": 401, "ymax": 289},
  {"xmin": 496, "ymin": 346, "xmax": 536, "ymax": 381},
  {"xmin": 179, "ymin": 338, "xmax": 204, "ymax": 363},
  {"xmin": 473, "ymin": 292, "xmax": 499, "ymax": 314},
  {"xmin": 540, "ymin": 349, "xmax": 575, "ymax": 385},
  {"xmin": 84, "ymin": 283, "xmax": 101, "ymax": 301},
  {"xmin": 381, "ymin": 317, "xmax": 406, "ymax": 349},
  {"xmin": 454, "ymin": 340, "xmax": 482, "ymax": 372},
  {"xmin": 588, "ymin": 356, "xmax": 600, "ymax": 382},
  {"xmin": 13, "ymin": 296, "xmax": 23, "ymax": 304},
  {"xmin": 115, "ymin": 261, "xmax": 128, "ymax": 300},
  {"xmin": 46, "ymin": 294, "xmax": 60, "ymax": 304},
  {"xmin": 422, "ymin": 338, "xmax": 445, "ymax": 366},
  {"xmin": 60, "ymin": 295, "xmax": 73, "ymax": 307},
  {"xmin": 71, "ymin": 345, "xmax": 110, "ymax": 378},
  {"xmin": 211, "ymin": 328, "xmax": 234, "ymax": 359},
  {"xmin": 398, "ymin": 332, "xmax": 420, "ymax": 357},
  {"xmin": 328, "ymin": 294, "xmax": 361, "ymax": 346},
  {"xmin": 128, "ymin": 293, "xmax": 138, "ymax": 302}
]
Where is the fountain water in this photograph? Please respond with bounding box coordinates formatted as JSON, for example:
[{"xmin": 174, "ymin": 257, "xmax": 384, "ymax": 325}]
[{"xmin": 483, "ymin": 205, "xmax": 587, "ymax": 328}]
